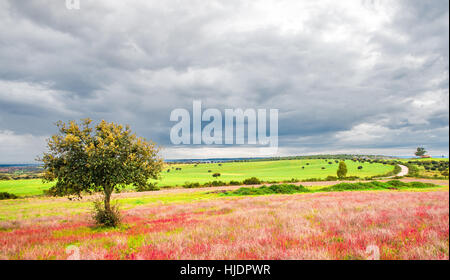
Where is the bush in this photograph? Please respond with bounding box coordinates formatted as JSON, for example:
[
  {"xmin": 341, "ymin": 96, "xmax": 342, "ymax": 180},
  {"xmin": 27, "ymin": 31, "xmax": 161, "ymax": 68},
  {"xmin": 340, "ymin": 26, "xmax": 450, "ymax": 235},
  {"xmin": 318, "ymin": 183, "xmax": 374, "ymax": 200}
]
[
  {"xmin": 204, "ymin": 180, "xmax": 227, "ymax": 187},
  {"xmin": 229, "ymin": 180, "xmax": 242, "ymax": 185},
  {"xmin": 358, "ymin": 166, "xmax": 363, "ymax": 170},
  {"xmin": 223, "ymin": 184, "xmax": 310, "ymax": 196},
  {"xmin": 223, "ymin": 181, "xmax": 439, "ymax": 196},
  {"xmin": 135, "ymin": 183, "xmax": 160, "ymax": 192},
  {"xmin": 0, "ymin": 175, "xmax": 12, "ymax": 180},
  {"xmin": 212, "ymin": 173, "xmax": 221, "ymax": 178},
  {"xmin": 243, "ymin": 177, "xmax": 261, "ymax": 185},
  {"xmin": 183, "ymin": 182, "xmax": 201, "ymax": 188},
  {"xmin": 326, "ymin": 176, "xmax": 338, "ymax": 181},
  {"xmin": 92, "ymin": 200, "xmax": 121, "ymax": 227},
  {"xmin": 0, "ymin": 192, "xmax": 18, "ymax": 200}
]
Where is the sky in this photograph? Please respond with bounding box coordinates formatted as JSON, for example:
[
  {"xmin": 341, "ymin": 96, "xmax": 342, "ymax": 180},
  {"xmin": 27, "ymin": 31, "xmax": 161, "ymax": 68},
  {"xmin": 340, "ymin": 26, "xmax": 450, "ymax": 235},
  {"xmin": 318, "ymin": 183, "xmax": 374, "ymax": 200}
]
[{"xmin": 0, "ymin": 0, "xmax": 448, "ymax": 163}]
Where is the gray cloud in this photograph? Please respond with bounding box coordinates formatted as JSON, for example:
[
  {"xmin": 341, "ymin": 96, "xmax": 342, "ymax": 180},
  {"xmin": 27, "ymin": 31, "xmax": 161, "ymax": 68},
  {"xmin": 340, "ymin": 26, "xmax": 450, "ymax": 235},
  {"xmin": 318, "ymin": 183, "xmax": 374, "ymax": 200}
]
[{"xmin": 0, "ymin": 0, "xmax": 448, "ymax": 163}]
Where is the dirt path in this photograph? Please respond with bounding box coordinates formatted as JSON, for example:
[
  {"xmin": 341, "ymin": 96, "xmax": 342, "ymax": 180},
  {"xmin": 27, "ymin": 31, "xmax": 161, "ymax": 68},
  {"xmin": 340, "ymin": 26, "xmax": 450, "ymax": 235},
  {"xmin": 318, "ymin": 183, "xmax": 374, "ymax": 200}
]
[
  {"xmin": 397, "ymin": 164, "xmax": 409, "ymax": 176},
  {"xmin": 387, "ymin": 164, "xmax": 409, "ymax": 177}
]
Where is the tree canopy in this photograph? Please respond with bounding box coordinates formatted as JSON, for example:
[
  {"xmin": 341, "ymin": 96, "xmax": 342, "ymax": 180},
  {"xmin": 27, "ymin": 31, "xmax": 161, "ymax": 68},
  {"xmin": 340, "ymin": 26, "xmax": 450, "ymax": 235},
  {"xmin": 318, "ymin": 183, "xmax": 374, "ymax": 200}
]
[
  {"xmin": 415, "ymin": 147, "xmax": 427, "ymax": 157},
  {"xmin": 41, "ymin": 119, "xmax": 163, "ymax": 214},
  {"xmin": 337, "ymin": 161, "xmax": 348, "ymax": 179}
]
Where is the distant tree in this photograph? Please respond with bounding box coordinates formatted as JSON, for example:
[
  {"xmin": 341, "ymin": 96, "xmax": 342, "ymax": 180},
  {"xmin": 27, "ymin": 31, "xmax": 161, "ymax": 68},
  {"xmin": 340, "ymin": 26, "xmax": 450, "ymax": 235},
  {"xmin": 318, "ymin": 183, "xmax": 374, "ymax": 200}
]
[
  {"xmin": 337, "ymin": 161, "xmax": 348, "ymax": 179},
  {"xmin": 40, "ymin": 119, "xmax": 163, "ymax": 227},
  {"xmin": 415, "ymin": 147, "xmax": 427, "ymax": 157},
  {"xmin": 212, "ymin": 173, "xmax": 221, "ymax": 178}
]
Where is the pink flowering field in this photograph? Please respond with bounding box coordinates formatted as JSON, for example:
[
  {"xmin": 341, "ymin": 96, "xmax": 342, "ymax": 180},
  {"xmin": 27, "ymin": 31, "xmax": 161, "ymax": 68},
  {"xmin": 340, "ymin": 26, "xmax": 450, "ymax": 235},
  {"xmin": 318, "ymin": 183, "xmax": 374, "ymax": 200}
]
[{"xmin": 0, "ymin": 189, "xmax": 448, "ymax": 260}]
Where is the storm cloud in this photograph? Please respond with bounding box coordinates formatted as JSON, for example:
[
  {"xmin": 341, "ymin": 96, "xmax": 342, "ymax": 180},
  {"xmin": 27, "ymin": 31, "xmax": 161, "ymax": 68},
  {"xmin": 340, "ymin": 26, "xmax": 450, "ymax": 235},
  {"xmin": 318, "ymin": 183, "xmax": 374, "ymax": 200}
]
[{"xmin": 0, "ymin": 0, "xmax": 448, "ymax": 162}]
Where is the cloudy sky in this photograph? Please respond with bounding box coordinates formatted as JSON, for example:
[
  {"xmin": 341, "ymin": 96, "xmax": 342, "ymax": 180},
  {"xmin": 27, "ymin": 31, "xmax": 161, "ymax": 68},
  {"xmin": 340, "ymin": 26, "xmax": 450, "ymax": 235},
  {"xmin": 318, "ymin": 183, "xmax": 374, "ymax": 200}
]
[{"xmin": 0, "ymin": 0, "xmax": 448, "ymax": 163}]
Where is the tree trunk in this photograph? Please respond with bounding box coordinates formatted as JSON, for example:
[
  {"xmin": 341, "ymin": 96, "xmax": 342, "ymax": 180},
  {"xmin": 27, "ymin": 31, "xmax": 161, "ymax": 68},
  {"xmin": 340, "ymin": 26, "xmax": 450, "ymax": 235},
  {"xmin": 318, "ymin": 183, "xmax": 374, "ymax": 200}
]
[{"xmin": 104, "ymin": 185, "xmax": 112, "ymax": 212}]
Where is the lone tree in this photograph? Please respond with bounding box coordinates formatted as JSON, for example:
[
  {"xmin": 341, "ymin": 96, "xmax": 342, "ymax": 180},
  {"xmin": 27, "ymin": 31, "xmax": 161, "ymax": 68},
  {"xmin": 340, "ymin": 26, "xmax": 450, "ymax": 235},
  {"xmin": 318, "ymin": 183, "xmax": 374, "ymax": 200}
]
[
  {"xmin": 415, "ymin": 147, "xmax": 427, "ymax": 157},
  {"xmin": 40, "ymin": 119, "xmax": 163, "ymax": 226},
  {"xmin": 337, "ymin": 161, "xmax": 348, "ymax": 179}
]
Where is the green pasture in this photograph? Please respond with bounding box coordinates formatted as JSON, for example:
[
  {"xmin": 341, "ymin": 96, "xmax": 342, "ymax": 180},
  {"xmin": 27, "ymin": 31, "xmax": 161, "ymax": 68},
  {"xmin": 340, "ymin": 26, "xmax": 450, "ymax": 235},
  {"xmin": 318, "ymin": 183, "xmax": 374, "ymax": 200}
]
[{"xmin": 154, "ymin": 159, "xmax": 395, "ymax": 186}]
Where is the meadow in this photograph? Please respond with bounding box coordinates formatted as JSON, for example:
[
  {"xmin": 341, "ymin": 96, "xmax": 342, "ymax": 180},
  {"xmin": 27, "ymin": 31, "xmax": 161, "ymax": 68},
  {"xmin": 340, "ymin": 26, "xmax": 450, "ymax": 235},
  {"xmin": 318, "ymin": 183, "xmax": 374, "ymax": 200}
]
[
  {"xmin": 0, "ymin": 181, "xmax": 448, "ymax": 260},
  {"xmin": 0, "ymin": 159, "xmax": 396, "ymax": 197}
]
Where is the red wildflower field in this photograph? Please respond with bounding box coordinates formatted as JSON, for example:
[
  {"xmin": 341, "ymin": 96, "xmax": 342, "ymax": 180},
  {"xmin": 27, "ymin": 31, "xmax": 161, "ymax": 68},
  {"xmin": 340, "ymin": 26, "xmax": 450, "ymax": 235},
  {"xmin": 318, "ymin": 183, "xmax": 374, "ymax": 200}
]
[{"xmin": 0, "ymin": 190, "xmax": 448, "ymax": 260}]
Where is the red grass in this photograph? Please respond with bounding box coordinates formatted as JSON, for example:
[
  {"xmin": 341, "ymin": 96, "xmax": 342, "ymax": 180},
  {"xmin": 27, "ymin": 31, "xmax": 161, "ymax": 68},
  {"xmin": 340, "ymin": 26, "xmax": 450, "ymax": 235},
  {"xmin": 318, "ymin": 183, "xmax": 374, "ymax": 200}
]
[{"xmin": 0, "ymin": 191, "xmax": 448, "ymax": 260}]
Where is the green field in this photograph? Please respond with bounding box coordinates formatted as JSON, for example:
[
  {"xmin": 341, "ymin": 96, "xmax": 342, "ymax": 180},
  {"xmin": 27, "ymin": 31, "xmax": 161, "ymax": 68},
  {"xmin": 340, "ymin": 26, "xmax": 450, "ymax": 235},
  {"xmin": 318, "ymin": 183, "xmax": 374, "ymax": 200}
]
[
  {"xmin": 157, "ymin": 159, "xmax": 395, "ymax": 185},
  {"xmin": 0, "ymin": 159, "xmax": 396, "ymax": 197},
  {"xmin": 0, "ymin": 179, "xmax": 53, "ymax": 196}
]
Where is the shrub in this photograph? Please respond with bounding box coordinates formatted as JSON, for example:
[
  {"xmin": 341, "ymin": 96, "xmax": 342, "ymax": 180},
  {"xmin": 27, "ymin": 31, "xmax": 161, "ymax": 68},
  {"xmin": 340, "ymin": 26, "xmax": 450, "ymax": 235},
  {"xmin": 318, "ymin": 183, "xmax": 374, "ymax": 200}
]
[
  {"xmin": 135, "ymin": 183, "xmax": 160, "ymax": 192},
  {"xmin": 223, "ymin": 184, "xmax": 310, "ymax": 196},
  {"xmin": 0, "ymin": 192, "xmax": 18, "ymax": 200},
  {"xmin": 212, "ymin": 173, "xmax": 221, "ymax": 178},
  {"xmin": 183, "ymin": 182, "xmax": 201, "ymax": 188},
  {"xmin": 326, "ymin": 176, "xmax": 338, "ymax": 181},
  {"xmin": 243, "ymin": 177, "xmax": 261, "ymax": 185},
  {"xmin": 321, "ymin": 167, "xmax": 326, "ymax": 170},
  {"xmin": 358, "ymin": 166, "xmax": 363, "ymax": 170},
  {"xmin": 92, "ymin": 199, "xmax": 121, "ymax": 227},
  {"xmin": 223, "ymin": 181, "xmax": 438, "ymax": 196},
  {"xmin": 208, "ymin": 170, "xmax": 212, "ymax": 173},
  {"xmin": 284, "ymin": 178, "xmax": 300, "ymax": 183},
  {"xmin": 0, "ymin": 175, "xmax": 12, "ymax": 180},
  {"xmin": 229, "ymin": 180, "xmax": 241, "ymax": 185},
  {"xmin": 206, "ymin": 180, "xmax": 226, "ymax": 187}
]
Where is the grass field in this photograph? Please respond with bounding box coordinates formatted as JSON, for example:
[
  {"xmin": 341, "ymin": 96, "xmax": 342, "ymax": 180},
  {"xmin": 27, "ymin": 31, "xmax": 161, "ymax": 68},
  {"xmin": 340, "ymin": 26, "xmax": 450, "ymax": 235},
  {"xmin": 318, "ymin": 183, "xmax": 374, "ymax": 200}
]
[
  {"xmin": 0, "ymin": 181, "xmax": 448, "ymax": 260},
  {"xmin": 0, "ymin": 159, "xmax": 396, "ymax": 197},
  {"xmin": 156, "ymin": 159, "xmax": 394, "ymax": 185}
]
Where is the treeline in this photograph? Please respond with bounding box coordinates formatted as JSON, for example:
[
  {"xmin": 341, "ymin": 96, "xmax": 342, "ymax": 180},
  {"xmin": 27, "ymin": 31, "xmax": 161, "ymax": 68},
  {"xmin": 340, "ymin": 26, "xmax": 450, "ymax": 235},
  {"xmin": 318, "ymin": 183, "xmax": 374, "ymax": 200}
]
[
  {"xmin": 166, "ymin": 154, "xmax": 396, "ymax": 164},
  {"xmin": 0, "ymin": 173, "xmax": 42, "ymax": 180},
  {"xmin": 0, "ymin": 165, "xmax": 43, "ymax": 180}
]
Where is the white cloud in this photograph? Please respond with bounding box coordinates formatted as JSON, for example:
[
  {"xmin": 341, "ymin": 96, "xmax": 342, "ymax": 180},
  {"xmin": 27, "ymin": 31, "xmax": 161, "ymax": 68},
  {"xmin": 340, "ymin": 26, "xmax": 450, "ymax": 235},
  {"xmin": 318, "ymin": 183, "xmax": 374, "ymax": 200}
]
[
  {"xmin": 335, "ymin": 123, "xmax": 390, "ymax": 143},
  {"xmin": 0, "ymin": 130, "xmax": 47, "ymax": 163}
]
